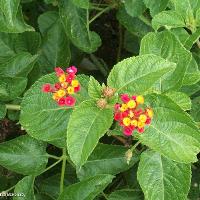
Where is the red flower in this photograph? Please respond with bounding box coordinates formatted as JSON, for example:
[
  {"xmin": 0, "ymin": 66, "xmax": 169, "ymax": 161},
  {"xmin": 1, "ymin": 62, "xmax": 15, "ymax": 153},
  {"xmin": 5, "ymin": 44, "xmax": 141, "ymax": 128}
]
[
  {"xmin": 65, "ymin": 96, "xmax": 76, "ymax": 106},
  {"xmin": 66, "ymin": 66, "xmax": 77, "ymax": 74},
  {"xmin": 58, "ymin": 97, "xmax": 66, "ymax": 106},
  {"xmin": 121, "ymin": 94, "xmax": 130, "ymax": 103},
  {"xmin": 66, "ymin": 74, "xmax": 75, "ymax": 83},
  {"xmin": 42, "ymin": 83, "xmax": 52, "ymax": 93},
  {"xmin": 74, "ymin": 85, "xmax": 81, "ymax": 92},
  {"xmin": 138, "ymin": 127, "xmax": 144, "ymax": 133},
  {"xmin": 114, "ymin": 112, "xmax": 121, "ymax": 121},
  {"xmin": 54, "ymin": 83, "xmax": 61, "ymax": 90},
  {"xmin": 114, "ymin": 103, "xmax": 121, "ymax": 110},
  {"xmin": 55, "ymin": 67, "xmax": 64, "ymax": 77}
]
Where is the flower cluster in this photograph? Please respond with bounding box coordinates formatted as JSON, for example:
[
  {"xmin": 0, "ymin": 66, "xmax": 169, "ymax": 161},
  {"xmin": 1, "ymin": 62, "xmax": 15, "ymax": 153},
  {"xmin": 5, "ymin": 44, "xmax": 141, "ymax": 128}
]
[
  {"xmin": 114, "ymin": 94, "xmax": 153, "ymax": 136},
  {"xmin": 42, "ymin": 66, "xmax": 80, "ymax": 107}
]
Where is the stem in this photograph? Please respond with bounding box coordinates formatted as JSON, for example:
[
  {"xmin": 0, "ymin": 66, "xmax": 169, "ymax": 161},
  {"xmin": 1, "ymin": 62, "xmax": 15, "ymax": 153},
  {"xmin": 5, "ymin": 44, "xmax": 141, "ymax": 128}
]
[
  {"xmin": 117, "ymin": 23, "xmax": 123, "ymax": 62},
  {"xmin": 40, "ymin": 159, "xmax": 62, "ymax": 175},
  {"xmin": 1, "ymin": 185, "xmax": 15, "ymax": 193},
  {"xmin": 47, "ymin": 154, "xmax": 62, "ymax": 160},
  {"xmin": 196, "ymin": 39, "xmax": 200, "ymax": 49},
  {"xmin": 112, "ymin": 135, "xmax": 128, "ymax": 146},
  {"xmin": 131, "ymin": 141, "xmax": 141, "ymax": 152},
  {"xmin": 101, "ymin": 192, "xmax": 109, "ymax": 200},
  {"xmin": 6, "ymin": 104, "xmax": 20, "ymax": 111},
  {"xmin": 60, "ymin": 148, "xmax": 67, "ymax": 194},
  {"xmin": 89, "ymin": 6, "xmax": 112, "ymax": 24},
  {"xmin": 138, "ymin": 15, "xmax": 151, "ymax": 27}
]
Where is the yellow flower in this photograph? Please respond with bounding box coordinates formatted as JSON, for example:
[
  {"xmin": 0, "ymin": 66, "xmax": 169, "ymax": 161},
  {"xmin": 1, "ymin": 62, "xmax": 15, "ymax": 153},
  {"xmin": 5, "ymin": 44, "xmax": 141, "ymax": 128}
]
[
  {"xmin": 138, "ymin": 121, "xmax": 145, "ymax": 129},
  {"xmin": 123, "ymin": 117, "xmax": 131, "ymax": 126},
  {"xmin": 129, "ymin": 110, "xmax": 134, "ymax": 118},
  {"xmin": 136, "ymin": 95, "xmax": 144, "ymax": 104},
  {"xmin": 131, "ymin": 120, "xmax": 138, "ymax": 127},
  {"xmin": 139, "ymin": 114, "xmax": 147, "ymax": 123},
  {"xmin": 59, "ymin": 74, "xmax": 66, "ymax": 83},
  {"xmin": 67, "ymin": 86, "xmax": 74, "ymax": 94},
  {"xmin": 127, "ymin": 100, "xmax": 136, "ymax": 109},
  {"xmin": 61, "ymin": 82, "xmax": 68, "ymax": 89},
  {"xmin": 53, "ymin": 93, "xmax": 59, "ymax": 100},
  {"xmin": 71, "ymin": 80, "xmax": 79, "ymax": 87},
  {"xmin": 147, "ymin": 108, "xmax": 153, "ymax": 118},
  {"xmin": 120, "ymin": 104, "xmax": 128, "ymax": 112},
  {"xmin": 57, "ymin": 89, "xmax": 66, "ymax": 98}
]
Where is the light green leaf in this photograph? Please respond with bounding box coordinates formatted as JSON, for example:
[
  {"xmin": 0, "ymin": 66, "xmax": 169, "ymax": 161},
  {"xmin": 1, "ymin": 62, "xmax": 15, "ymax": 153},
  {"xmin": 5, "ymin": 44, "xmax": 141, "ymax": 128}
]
[
  {"xmin": 108, "ymin": 189, "xmax": 143, "ymax": 200},
  {"xmin": 0, "ymin": 0, "xmax": 34, "ymax": 33},
  {"xmin": 0, "ymin": 103, "xmax": 6, "ymax": 119},
  {"xmin": 78, "ymin": 143, "xmax": 139, "ymax": 180},
  {"xmin": 38, "ymin": 11, "xmax": 70, "ymax": 73},
  {"xmin": 124, "ymin": 0, "xmax": 145, "ymax": 17},
  {"xmin": 152, "ymin": 10, "xmax": 186, "ymax": 31},
  {"xmin": 0, "ymin": 76, "xmax": 27, "ymax": 101},
  {"xmin": 59, "ymin": 0, "xmax": 101, "ymax": 53},
  {"xmin": 137, "ymin": 150, "xmax": 191, "ymax": 200},
  {"xmin": 71, "ymin": 0, "xmax": 90, "ymax": 9},
  {"xmin": 67, "ymin": 100, "xmax": 113, "ymax": 168},
  {"xmin": 170, "ymin": 28, "xmax": 190, "ymax": 44},
  {"xmin": 20, "ymin": 73, "xmax": 89, "ymax": 148},
  {"xmin": 184, "ymin": 28, "xmax": 200, "ymax": 50},
  {"xmin": 0, "ymin": 135, "xmax": 48, "ymax": 175},
  {"xmin": 140, "ymin": 31, "xmax": 192, "ymax": 91},
  {"xmin": 88, "ymin": 76, "xmax": 102, "ymax": 99},
  {"xmin": 143, "ymin": 0, "xmax": 169, "ymax": 17},
  {"xmin": 58, "ymin": 174, "xmax": 114, "ymax": 200},
  {"xmin": 165, "ymin": 91, "xmax": 191, "ymax": 111},
  {"xmin": 14, "ymin": 176, "xmax": 35, "ymax": 200},
  {"xmin": 107, "ymin": 54, "xmax": 175, "ymax": 94},
  {"xmin": 138, "ymin": 94, "xmax": 200, "ymax": 163}
]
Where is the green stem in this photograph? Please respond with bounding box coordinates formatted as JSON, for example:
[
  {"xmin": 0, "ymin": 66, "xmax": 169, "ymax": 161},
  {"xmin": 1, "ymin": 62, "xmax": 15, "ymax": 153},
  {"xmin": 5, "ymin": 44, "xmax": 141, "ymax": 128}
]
[
  {"xmin": 1, "ymin": 185, "xmax": 15, "ymax": 193},
  {"xmin": 40, "ymin": 159, "xmax": 62, "ymax": 175},
  {"xmin": 6, "ymin": 104, "xmax": 20, "ymax": 111},
  {"xmin": 60, "ymin": 148, "xmax": 67, "ymax": 194},
  {"xmin": 138, "ymin": 15, "xmax": 151, "ymax": 27},
  {"xmin": 47, "ymin": 154, "xmax": 62, "ymax": 160},
  {"xmin": 89, "ymin": 6, "xmax": 112, "ymax": 24},
  {"xmin": 131, "ymin": 140, "xmax": 141, "ymax": 152},
  {"xmin": 101, "ymin": 192, "xmax": 109, "ymax": 200}
]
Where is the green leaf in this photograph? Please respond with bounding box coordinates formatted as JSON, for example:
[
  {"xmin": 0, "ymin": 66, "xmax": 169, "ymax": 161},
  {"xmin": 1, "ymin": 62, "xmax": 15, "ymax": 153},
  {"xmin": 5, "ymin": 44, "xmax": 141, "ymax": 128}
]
[
  {"xmin": 117, "ymin": 8, "xmax": 152, "ymax": 38},
  {"xmin": 20, "ymin": 73, "xmax": 89, "ymax": 148},
  {"xmin": 0, "ymin": 135, "xmax": 48, "ymax": 175},
  {"xmin": 191, "ymin": 96, "xmax": 200, "ymax": 122},
  {"xmin": 67, "ymin": 100, "xmax": 114, "ymax": 168},
  {"xmin": 88, "ymin": 76, "xmax": 102, "ymax": 99},
  {"xmin": 138, "ymin": 94, "xmax": 200, "ymax": 163},
  {"xmin": 0, "ymin": 103, "xmax": 6, "ymax": 119},
  {"xmin": 137, "ymin": 150, "xmax": 191, "ymax": 200},
  {"xmin": 58, "ymin": 174, "xmax": 114, "ymax": 200},
  {"xmin": 71, "ymin": 0, "xmax": 90, "ymax": 9},
  {"xmin": 143, "ymin": 0, "xmax": 169, "ymax": 17},
  {"xmin": 123, "ymin": 0, "xmax": 145, "ymax": 17},
  {"xmin": 184, "ymin": 28, "xmax": 200, "ymax": 50},
  {"xmin": 165, "ymin": 91, "xmax": 191, "ymax": 111},
  {"xmin": 108, "ymin": 189, "xmax": 143, "ymax": 200},
  {"xmin": 0, "ymin": 0, "xmax": 34, "ymax": 33},
  {"xmin": 107, "ymin": 54, "xmax": 175, "ymax": 94},
  {"xmin": 59, "ymin": 0, "xmax": 101, "ymax": 53},
  {"xmin": 38, "ymin": 11, "xmax": 71, "ymax": 73},
  {"xmin": 0, "ymin": 76, "xmax": 27, "ymax": 101},
  {"xmin": 152, "ymin": 11, "xmax": 186, "ymax": 31},
  {"xmin": 140, "ymin": 31, "xmax": 192, "ymax": 91},
  {"xmin": 77, "ymin": 143, "xmax": 139, "ymax": 180},
  {"xmin": 14, "ymin": 176, "xmax": 35, "ymax": 200}
]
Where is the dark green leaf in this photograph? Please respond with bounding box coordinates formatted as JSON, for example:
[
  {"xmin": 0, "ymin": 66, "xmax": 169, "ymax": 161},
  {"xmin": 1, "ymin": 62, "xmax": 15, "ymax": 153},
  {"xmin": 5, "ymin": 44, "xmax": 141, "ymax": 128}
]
[
  {"xmin": 0, "ymin": 103, "xmax": 6, "ymax": 119},
  {"xmin": 124, "ymin": 0, "xmax": 145, "ymax": 17}
]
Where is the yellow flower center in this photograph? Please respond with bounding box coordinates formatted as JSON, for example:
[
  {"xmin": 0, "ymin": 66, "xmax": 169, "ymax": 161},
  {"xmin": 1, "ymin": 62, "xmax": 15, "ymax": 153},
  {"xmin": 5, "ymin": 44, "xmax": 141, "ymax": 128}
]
[
  {"xmin": 67, "ymin": 86, "xmax": 74, "ymax": 94},
  {"xmin": 57, "ymin": 89, "xmax": 66, "ymax": 98},
  {"xmin": 59, "ymin": 74, "xmax": 66, "ymax": 83},
  {"xmin": 147, "ymin": 108, "xmax": 153, "ymax": 118},
  {"xmin": 136, "ymin": 95, "xmax": 144, "ymax": 104},
  {"xmin": 138, "ymin": 121, "xmax": 145, "ymax": 129},
  {"xmin": 131, "ymin": 120, "xmax": 138, "ymax": 127},
  {"xmin": 71, "ymin": 80, "xmax": 79, "ymax": 87},
  {"xmin": 139, "ymin": 114, "xmax": 147, "ymax": 123},
  {"xmin": 123, "ymin": 117, "xmax": 131, "ymax": 126},
  {"xmin": 120, "ymin": 104, "xmax": 128, "ymax": 112},
  {"xmin": 127, "ymin": 100, "xmax": 136, "ymax": 109}
]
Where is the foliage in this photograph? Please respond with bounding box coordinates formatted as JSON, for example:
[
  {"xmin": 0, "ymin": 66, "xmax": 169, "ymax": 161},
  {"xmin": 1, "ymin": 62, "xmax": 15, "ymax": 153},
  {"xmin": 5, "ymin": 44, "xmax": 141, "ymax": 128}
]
[{"xmin": 0, "ymin": 0, "xmax": 200, "ymax": 199}]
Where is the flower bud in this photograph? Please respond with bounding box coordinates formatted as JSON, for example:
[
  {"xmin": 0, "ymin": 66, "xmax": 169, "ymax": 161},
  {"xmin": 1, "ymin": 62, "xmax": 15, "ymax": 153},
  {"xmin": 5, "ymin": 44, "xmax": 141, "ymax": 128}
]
[
  {"xmin": 97, "ymin": 98, "xmax": 108, "ymax": 109},
  {"xmin": 102, "ymin": 87, "xmax": 116, "ymax": 98}
]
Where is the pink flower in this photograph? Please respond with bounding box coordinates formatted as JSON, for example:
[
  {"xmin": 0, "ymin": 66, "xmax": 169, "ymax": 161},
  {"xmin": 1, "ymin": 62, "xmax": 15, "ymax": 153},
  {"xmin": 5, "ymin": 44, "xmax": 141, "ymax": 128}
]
[
  {"xmin": 121, "ymin": 94, "xmax": 130, "ymax": 103},
  {"xmin": 65, "ymin": 96, "xmax": 76, "ymax": 106},
  {"xmin": 54, "ymin": 83, "xmax": 61, "ymax": 90},
  {"xmin": 123, "ymin": 127, "xmax": 133, "ymax": 136},
  {"xmin": 66, "ymin": 66, "xmax": 77, "ymax": 74},
  {"xmin": 58, "ymin": 97, "xmax": 65, "ymax": 106},
  {"xmin": 42, "ymin": 83, "xmax": 52, "ymax": 93},
  {"xmin": 131, "ymin": 95, "xmax": 136, "ymax": 100},
  {"xmin": 114, "ymin": 103, "xmax": 121, "ymax": 110},
  {"xmin": 55, "ymin": 67, "xmax": 64, "ymax": 77},
  {"xmin": 114, "ymin": 112, "xmax": 121, "ymax": 121},
  {"xmin": 138, "ymin": 127, "xmax": 144, "ymax": 134}
]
